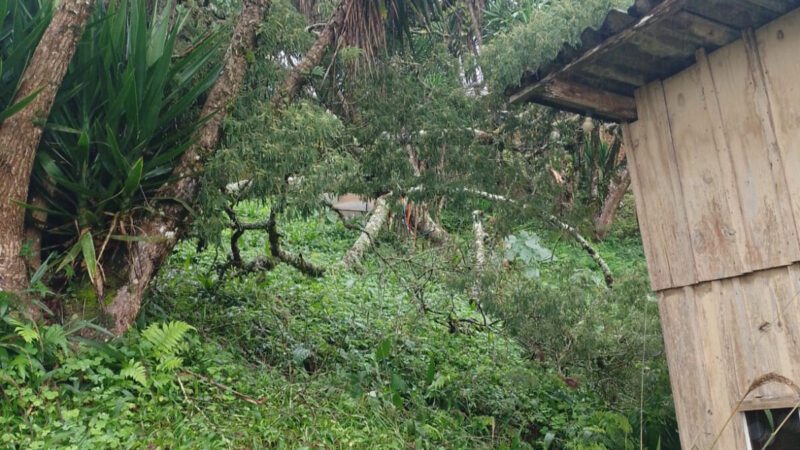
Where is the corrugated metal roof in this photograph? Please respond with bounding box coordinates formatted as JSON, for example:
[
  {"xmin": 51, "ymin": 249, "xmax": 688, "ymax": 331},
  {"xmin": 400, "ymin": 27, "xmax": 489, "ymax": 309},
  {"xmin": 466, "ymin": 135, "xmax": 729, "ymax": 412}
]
[{"xmin": 507, "ymin": 0, "xmax": 800, "ymax": 121}]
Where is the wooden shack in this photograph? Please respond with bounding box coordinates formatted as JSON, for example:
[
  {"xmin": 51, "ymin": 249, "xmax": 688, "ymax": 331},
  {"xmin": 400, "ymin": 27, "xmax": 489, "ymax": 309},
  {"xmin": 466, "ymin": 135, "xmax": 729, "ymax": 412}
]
[{"xmin": 508, "ymin": 0, "xmax": 800, "ymax": 448}]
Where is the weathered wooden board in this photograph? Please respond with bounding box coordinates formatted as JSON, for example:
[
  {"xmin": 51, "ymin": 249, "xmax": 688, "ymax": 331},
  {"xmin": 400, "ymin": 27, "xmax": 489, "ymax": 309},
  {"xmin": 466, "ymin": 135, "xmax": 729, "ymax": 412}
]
[
  {"xmin": 626, "ymin": 84, "xmax": 696, "ymax": 290},
  {"xmin": 625, "ymin": 8, "xmax": 800, "ymax": 289},
  {"xmin": 659, "ymin": 264, "xmax": 800, "ymax": 449},
  {"xmin": 756, "ymin": 7, "xmax": 800, "ymax": 248},
  {"xmin": 624, "ymin": 123, "xmax": 668, "ymax": 288},
  {"xmin": 734, "ymin": 269, "xmax": 800, "ymax": 403},
  {"xmin": 663, "ymin": 64, "xmax": 748, "ymax": 282},
  {"xmin": 701, "ymin": 41, "xmax": 800, "ymax": 268},
  {"xmin": 659, "ymin": 286, "xmax": 718, "ymax": 449}
]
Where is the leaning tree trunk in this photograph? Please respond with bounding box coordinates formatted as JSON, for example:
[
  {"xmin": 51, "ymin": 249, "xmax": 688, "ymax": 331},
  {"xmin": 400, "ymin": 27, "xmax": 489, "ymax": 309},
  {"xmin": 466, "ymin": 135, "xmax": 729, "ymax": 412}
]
[
  {"xmin": 0, "ymin": 0, "xmax": 96, "ymax": 301},
  {"xmin": 271, "ymin": 0, "xmax": 346, "ymax": 108},
  {"xmin": 594, "ymin": 167, "xmax": 631, "ymax": 241},
  {"xmin": 104, "ymin": 0, "xmax": 269, "ymax": 335},
  {"xmin": 403, "ymin": 142, "xmax": 450, "ymax": 245}
]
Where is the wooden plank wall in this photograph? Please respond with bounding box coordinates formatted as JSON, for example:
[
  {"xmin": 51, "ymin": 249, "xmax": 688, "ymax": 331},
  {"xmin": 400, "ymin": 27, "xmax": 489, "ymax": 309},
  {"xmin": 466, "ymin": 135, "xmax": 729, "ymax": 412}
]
[
  {"xmin": 659, "ymin": 264, "xmax": 800, "ymax": 449},
  {"xmin": 626, "ymin": 7, "xmax": 800, "ymax": 291},
  {"xmin": 625, "ymin": 7, "xmax": 800, "ymax": 450}
]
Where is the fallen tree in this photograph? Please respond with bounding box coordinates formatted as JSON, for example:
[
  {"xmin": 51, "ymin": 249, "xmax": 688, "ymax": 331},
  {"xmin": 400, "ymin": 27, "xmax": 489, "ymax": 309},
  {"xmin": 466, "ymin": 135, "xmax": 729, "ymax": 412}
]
[{"xmin": 460, "ymin": 187, "xmax": 614, "ymax": 288}]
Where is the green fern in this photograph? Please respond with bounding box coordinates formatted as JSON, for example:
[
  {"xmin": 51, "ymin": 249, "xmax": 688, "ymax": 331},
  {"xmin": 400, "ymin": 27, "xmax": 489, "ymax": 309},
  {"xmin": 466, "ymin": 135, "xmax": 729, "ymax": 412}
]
[
  {"xmin": 42, "ymin": 324, "xmax": 68, "ymax": 354},
  {"xmin": 141, "ymin": 321, "xmax": 195, "ymax": 357},
  {"xmin": 120, "ymin": 359, "xmax": 148, "ymax": 386},
  {"xmin": 156, "ymin": 355, "xmax": 184, "ymax": 372},
  {"xmin": 8, "ymin": 318, "xmax": 39, "ymax": 344}
]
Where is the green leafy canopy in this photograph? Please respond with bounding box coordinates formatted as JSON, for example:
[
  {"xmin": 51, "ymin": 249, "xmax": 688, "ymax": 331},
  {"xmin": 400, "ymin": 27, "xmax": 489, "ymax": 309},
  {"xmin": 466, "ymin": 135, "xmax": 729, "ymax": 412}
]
[{"xmin": 481, "ymin": 0, "xmax": 633, "ymax": 92}]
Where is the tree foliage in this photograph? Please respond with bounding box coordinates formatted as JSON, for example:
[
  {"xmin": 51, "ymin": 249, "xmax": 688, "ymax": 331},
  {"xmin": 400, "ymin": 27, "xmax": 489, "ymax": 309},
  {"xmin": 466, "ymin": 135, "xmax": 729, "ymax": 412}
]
[{"xmin": 481, "ymin": 0, "xmax": 633, "ymax": 91}]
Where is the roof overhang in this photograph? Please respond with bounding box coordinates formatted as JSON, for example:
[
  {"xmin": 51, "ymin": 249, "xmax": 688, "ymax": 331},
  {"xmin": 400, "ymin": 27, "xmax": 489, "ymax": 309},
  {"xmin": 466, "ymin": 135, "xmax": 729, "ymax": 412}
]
[{"xmin": 507, "ymin": 0, "xmax": 800, "ymax": 122}]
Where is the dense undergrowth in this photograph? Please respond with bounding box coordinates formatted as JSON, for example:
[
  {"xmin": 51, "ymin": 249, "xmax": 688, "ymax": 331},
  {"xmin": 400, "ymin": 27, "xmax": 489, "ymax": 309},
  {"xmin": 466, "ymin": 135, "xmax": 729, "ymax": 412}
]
[{"xmin": 1, "ymin": 199, "xmax": 676, "ymax": 449}]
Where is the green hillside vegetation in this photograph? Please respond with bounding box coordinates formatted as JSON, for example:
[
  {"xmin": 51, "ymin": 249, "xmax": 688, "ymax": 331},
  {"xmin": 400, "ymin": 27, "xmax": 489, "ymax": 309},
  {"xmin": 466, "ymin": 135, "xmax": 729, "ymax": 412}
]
[
  {"xmin": 0, "ymin": 0, "xmax": 681, "ymax": 448},
  {"xmin": 1, "ymin": 199, "xmax": 677, "ymax": 449}
]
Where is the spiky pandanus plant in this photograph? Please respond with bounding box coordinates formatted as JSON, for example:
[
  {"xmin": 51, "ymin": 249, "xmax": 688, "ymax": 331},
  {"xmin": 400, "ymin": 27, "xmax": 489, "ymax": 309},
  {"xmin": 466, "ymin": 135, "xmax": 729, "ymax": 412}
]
[
  {"xmin": 0, "ymin": 0, "xmax": 53, "ymax": 123},
  {"xmin": 30, "ymin": 0, "xmax": 224, "ymax": 303}
]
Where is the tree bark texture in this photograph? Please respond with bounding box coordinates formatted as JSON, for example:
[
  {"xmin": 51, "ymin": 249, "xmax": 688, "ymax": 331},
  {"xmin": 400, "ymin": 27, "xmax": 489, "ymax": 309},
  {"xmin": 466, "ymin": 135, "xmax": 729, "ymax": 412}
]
[
  {"xmin": 342, "ymin": 194, "xmax": 390, "ymax": 270},
  {"xmin": 466, "ymin": 0, "xmax": 484, "ymax": 48},
  {"xmin": 271, "ymin": 0, "xmax": 346, "ymax": 108},
  {"xmin": 104, "ymin": 0, "xmax": 269, "ymax": 335},
  {"xmin": 0, "ymin": 0, "xmax": 96, "ymax": 295},
  {"xmin": 594, "ymin": 167, "xmax": 630, "ymax": 241},
  {"xmin": 403, "ymin": 143, "xmax": 450, "ymax": 245},
  {"xmin": 266, "ymin": 211, "xmax": 325, "ymax": 277},
  {"xmin": 417, "ymin": 209, "xmax": 450, "ymax": 245},
  {"xmin": 470, "ymin": 210, "xmax": 487, "ymax": 299}
]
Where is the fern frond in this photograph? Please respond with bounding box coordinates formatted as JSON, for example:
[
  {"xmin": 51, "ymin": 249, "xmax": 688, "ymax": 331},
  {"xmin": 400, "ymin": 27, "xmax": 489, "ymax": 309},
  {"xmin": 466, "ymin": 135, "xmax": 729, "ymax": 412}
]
[
  {"xmin": 43, "ymin": 325, "xmax": 69, "ymax": 354},
  {"xmin": 120, "ymin": 359, "xmax": 148, "ymax": 386},
  {"xmin": 141, "ymin": 321, "xmax": 195, "ymax": 357},
  {"xmin": 8, "ymin": 318, "xmax": 39, "ymax": 344},
  {"xmin": 157, "ymin": 355, "xmax": 184, "ymax": 372}
]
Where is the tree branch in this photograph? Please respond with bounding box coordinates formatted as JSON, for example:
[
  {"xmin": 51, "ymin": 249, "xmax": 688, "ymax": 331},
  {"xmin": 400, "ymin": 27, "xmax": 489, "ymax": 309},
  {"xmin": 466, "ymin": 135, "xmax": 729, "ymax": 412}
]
[
  {"xmin": 266, "ymin": 209, "xmax": 325, "ymax": 277},
  {"xmin": 221, "ymin": 206, "xmax": 323, "ymax": 277},
  {"xmin": 462, "ymin": 187, "xmax": 614, "ymax": 288}
]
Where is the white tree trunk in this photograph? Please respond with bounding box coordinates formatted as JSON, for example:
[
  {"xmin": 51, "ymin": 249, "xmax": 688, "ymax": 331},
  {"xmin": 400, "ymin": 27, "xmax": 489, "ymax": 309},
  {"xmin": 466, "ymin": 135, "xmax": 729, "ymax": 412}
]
[
  {"xmin": 341, "ymin": 195, "xmax": 390, "ymax": 270},
  {"xmin": 471, "ymin": 210, "xmax": 488, "ymax": 299}
]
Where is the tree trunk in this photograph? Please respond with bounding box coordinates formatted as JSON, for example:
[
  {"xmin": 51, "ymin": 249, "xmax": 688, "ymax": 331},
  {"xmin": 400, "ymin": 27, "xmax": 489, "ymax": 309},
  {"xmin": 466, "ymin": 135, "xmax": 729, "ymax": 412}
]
[
  {"xmin": 466, "ymin": 0, "xmax": 484, "ymax": 48},
  {"xmin": 22, "ymin": 195, "xmax": 48, "ymax": 272},
  {"xmin": 341, "ymin": 194, "xmax": 390, "ymax": 270},
  {"xmin": 403, "ymin": 142, "xmax": 450, "ymax": 245},
  {"xmin": 594, "ymin": 167, "xmax": 630, "ymax": 241},
  {"xmin": 104, "ymin": 0, "xmax": 269, "ymax": 336},
  {"xmin": 0, "ymin": 0, "xmax": 95, "ymax": 299},
  {"xmin": 271, "ymin": 0, "xmax": 346, "ymax": 108},
  {"xmin": 417, "ymin": 210, "xmax": 450, "ymax": 245},
  {"xmin": 462, "ymin": 187, "xmax": 614, "ymax": 288},
  {"xmin": 471, "ymin": 210, "xmax": 487, "ymax": 299}
]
